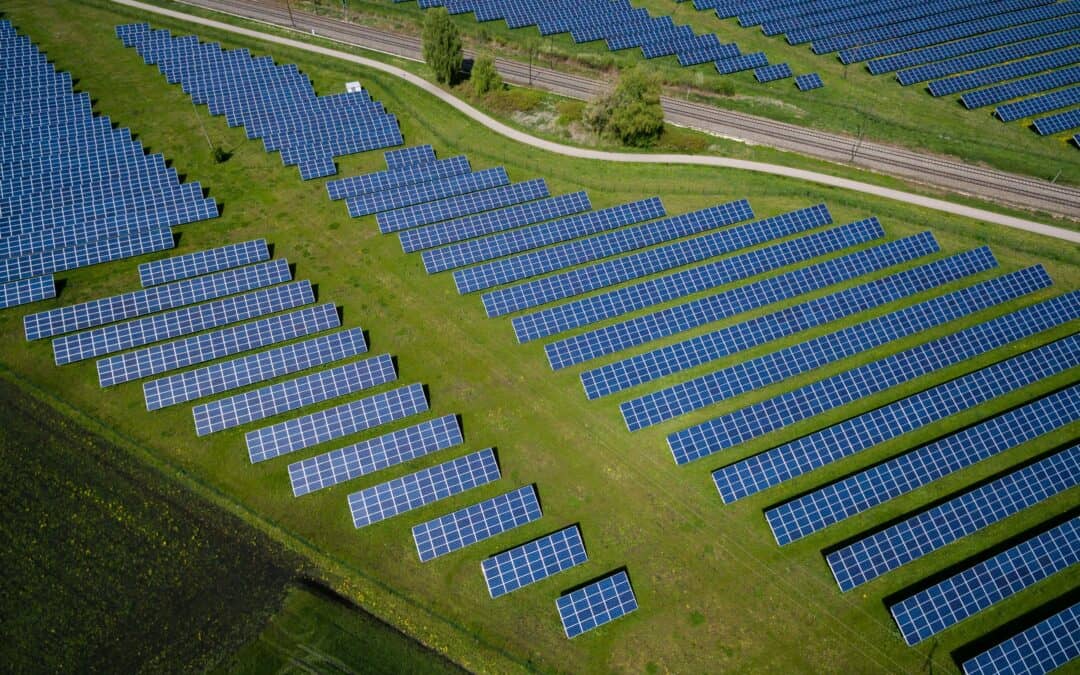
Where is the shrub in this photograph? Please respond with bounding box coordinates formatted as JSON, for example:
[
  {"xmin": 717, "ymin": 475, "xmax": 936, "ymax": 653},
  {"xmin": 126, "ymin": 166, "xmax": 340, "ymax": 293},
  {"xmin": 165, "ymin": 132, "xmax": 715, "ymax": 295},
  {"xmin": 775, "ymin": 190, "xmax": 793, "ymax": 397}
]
[
  {"xmin": 421, "ymin": 8, "xmax": 463, "ymax": 84},
  {"xmin": 556, "ymin": 100, "xmax": 585, "ymax": 126},
  {"xmin": 583, "ymin": 66, "xmax": 664, "ymax": 147},
  {"xmin": 471, "ymin": 55, "xmax": 502, "ymax": 96}
]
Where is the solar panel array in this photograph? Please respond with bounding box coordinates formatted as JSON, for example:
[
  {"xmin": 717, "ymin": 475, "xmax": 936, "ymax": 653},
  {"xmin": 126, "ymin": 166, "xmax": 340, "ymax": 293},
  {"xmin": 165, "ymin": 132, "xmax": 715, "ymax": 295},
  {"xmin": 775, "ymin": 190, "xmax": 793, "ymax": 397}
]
[
  {"xmin": 961, "ymin": 66, "xmax": 1080, "ymax": 109},
  {"xmin": 929, "ymin": 48, "xmax": 1080, "ymax": 96},
  {"xmin": 962, "ymin": 602, "xmax": 1080, "ymax": 675},
  {"xmin": 412, "ymin": 485, "xmax": 542, "ymax": 562},
  {"xmin": 557, "ymin": 571, "xmax": 639, "ymax": 638},
  {"xmin": 0, "ymin": 21, "xmax": 218, "ymax": 306},
  {"xmin": 117, "ymin": 24, "xmax": 402, "ymax": 179},
  {"xmin": 346, "ymin": 167, "xmax": 510, "ymax": 218},
  {"xmin": 890, "ymin": 517, "xmax": 1080, "ymax": 646},
  {"xmin": 827, "ymin": 443, "xmax": 1080, "ymax": 592},
  {"xmin": 348, "ymin": 448, "xmax": 501, "ymax": 528},
  {"xmin": 482, "ymin": 526, "xmax": 589, "ymax": 598}
]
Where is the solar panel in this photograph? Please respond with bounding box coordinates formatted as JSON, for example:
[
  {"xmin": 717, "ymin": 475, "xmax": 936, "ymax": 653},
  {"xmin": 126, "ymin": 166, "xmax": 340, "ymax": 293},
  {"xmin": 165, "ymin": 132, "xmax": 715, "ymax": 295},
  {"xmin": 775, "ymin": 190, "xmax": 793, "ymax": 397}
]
[
  {"xmin": 289, "ymin": 415, "xmax": 462, "ymax": 497},
  {"xmin": 326, "ymin": 155, "xmax": 471, "ymax": 200},
  {"xmin": 139, "ymin": 239, "xmax": 268, "ymax": 287},
  {"xmin": 997, "ymin": 86, "xmax": 1080, "ymax": 122},
  {"xmin": 929, "ymin": 48, "xmax": 1080, "ymax": 97},
  {"xmin": 962, "ymin": 602, "xmax": 1080, "ymax": 675},
  {"xmin": 622, "ymin": 265, "xmax": 1049, "ymax": 432},
  {"xmin": 548, "ymin": 232, "xmax": 946, "ymax": 372},
  {"xmin": 669, "ymin": 288, "xmax": 1079, "ymax": 465},
  {"xmin": 25, "ymin": 258, "xmax": 291, "ymax": 341},
  {"xmin": 891, "ymin": 517, "xmax": 1080, "ymax": 646},
  {"xmin": 961, "ymin": 66, "xmax": 1080, "ymax": 109},
  {"xmin": 557, "ymin": 571, "xmax": 638, "ymax": 639},
  {"xmin": 145, "ymin": 327, "xmax": 365, "ymax": 410},
  {"xmin": 192, "ymin": 354, "xmax": 396, "ymax": 436},
  {"xmin": 376, "ymin": 179, "xmax": 550, "ymax": 233},
  {"xmin": 0, "ymin": 274, "xmax": 54, "ymax": 310},
  {"xmin": 0, "ymin": 226, "xmax": 175, "ymax": 284},
  {"xmin": 828, "ymin": 443, "xmax": 1080, "ymax": 592},
  {"xmin": 1033, "ymin": 108, "xmax": 1080, "ymax": 135},
  {"xmin": 53, "ymin": 280, "xmax": 313, "ymax": 365},
  {"xmin": 513, "ymin": 217, "xmax": 884, "ymax": 343},
  {"xmin": 795, "ymin": 73, "xmax": 824, "ymax": 91},
  {"xmin": 581, "ymin": 243, "xmax": 990, "ymax": 398},
  {"xmin": 482, "ymin": 526, "xmax": 588, "ymax": 598},
  {"xmin": 101, "ymin": 303, "xmax": 339, "ymax": 388},
  {"xmin": 345, "ymin": 167, "xmax": 509, "ymax": 218},
  {"xmin": 412, "ymin": 485, "xmax": 542, "ymax": 562},
  {"xmin": 716, "ymin": 52, "xmax": 769, "ymax": 74},
  {"xmin": 348, "ymin": 448, "xmax": 500, "ymax": 528},
  {"xmin": 714, "ymin": 333, "xmax": 1080, "ymax": 503},
  {"xmin": 383, "ymin": 144, "xmax": 436, "ymax": 171},
  {"xmin": 246, "ymin": 382, "xmax": 428, "ymax": 463},
  {"xmin": 754, "ymin": 63, "xmax": 792, "ymax": 82},
  {"xmin": 896, "ymin": 30, "xmax": 1080, "ymax": 84}
]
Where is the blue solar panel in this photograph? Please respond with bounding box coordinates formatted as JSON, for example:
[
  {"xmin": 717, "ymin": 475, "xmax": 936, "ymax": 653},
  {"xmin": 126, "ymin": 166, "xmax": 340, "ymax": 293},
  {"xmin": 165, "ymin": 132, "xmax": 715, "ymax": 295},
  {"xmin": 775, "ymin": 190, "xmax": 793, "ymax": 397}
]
[
  {"xmin": 327, "ymin": 155, "xmax": 471, "ymax": 200},
  {"xmin": 25, "ymin": 258, "xmax": 291, "ymax": 341},
  {"xmin": 714, "ymin": 333, "xmax": 1080, "ymax": 503},
  {"xmin": 383, "ymin": 144, "xmax": 436, "ymax": 171},
  {"xmin": 412, "ymin": 485, "xmax": 542, "ymax": 562},
  {"xmin": 828, "ymin": 444, "xmax": 1080, "ymax": 591},
  {"xmin": 1034, "ymin": 108, "xmax": 1080, "ymax": 135},
  {"xmin": 246, "ymin": 382, "xmax": 428, "ymax": 463},
  {"xmin": 0, "ymin": 274, "xmax": 54, "ymax": 310},
  {"xmin": 897, "ymin": 30, "xmax": 1080, "ymax": 84},
  {"xmin": 929, "ymin": 48, "xmax": 1080, "ymax": 96},
  {"xmin": 425, "ymin": 197, "xmax": 668, "ymax": 277},
  {"xmin": 144, "ymin": 328, "xmax": 366, "ymax": 410},
  {"xmin": 482, "ymin": 526, "xmax": 588, "ymax": 598},
  {"xmin": 345, "ymin": 168, "xmax": 509, "ymax": 218},
  {"xmin": 963, "ymin": 602, "xmax": 1080, "ymax": 675},
  {"xmin": 377, "ymin": 179, "xmax": 550, "ymax": 233},
  {"xmin": 961, "ymin": 66, "xmax": 1080, "ymax": 109},
  {"xmin": 622, "ymin": 265, "xmax": 1049, "ymax": 432},
  {"xmin": 891, "ymin": 517, "xmax": 1080, "ymax": 646},
  {"xmin": 139, "ymin": 239, "xmax": 268, "ymax": 287},
  {"xmin": 53, "ymin": 280, "xmax": 313, "ymax": 366},
  {"xmin": 549, "ymin": 232, "xmax": 945, "ymax": 372},
  {"xmin": 348, "ymin": 448, "xmax": 500, "ymax": 528},
  {"xmin": 997, "ymin": 86, "xmax": 1080, "ymax": 122},
  {"xmin": 795, "ymin": 73, "xmax": 824, "ymax": 91},
  {"xmin": 289, "ymin": 415, "xmax": 463, "ymax": 497},
  {"xmin": 100, "ymin": 303, "xmax": 340, "ymax": 388},
  {"xmin": 754, "ymin": 63, "xmax": 792, "ymax": 82},
  {"xmin": 192, "ymin": 354, "xmax": 396, "ymax": 436},
  {"xmin": 670, "ymin": 288, "xmax": 1079, "ymax": 465},
  {"xmin": 557, "ymin": 571, "xmax": 638, "ymax": 639},
  {"xmin": 513, "ymin": 217, "xmax": 884, "ymax": 343},
  {"xmin": 716, "ymin": 52, "xmax": 769, "ymax": 74},
  {"xmin": 0, "ymin": 226, "xmax": 175, "ymax": 284},
  {"xmin": 766, "ymin": 383, "xmax": 1080, "ymax": 546},
  {"xmin": 582, "ymin": 243, "xmax": 990, "ymax": 398}
]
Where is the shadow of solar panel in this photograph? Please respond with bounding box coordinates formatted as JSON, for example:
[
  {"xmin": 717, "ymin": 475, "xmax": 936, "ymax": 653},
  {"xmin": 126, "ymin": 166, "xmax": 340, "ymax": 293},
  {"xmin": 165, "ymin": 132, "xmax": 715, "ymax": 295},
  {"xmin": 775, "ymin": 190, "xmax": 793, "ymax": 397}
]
[
  {"xmin": 103, "ymin": 303, "xmax": 339, "ymax": 388},
  {"xmin": 482, "ymin": 525, "xmax": 588, "ymax": 598},
  {"xmin": 962, "ymin": 602, "xmax": 1080, "ymax": 675},
  {"xmin": 714, "ymin": 333, "xmax": 1080, "ymax": 504},
  {"xmin": 670, "ymin": 288, "xmax": 1079, "ymax": 464},
  {"xmin": 0, "ymin": 274, "xmax": 54, "ymax": 310},
  {"xmin": 139, "ymin": 239, "xmax": 268, "ymax": 287},
  {"xmin": 413, "ymin": 485, "xmax": 542, "ymax": 562},
  {"xmin": 348, "ymin": 448, "xmax": 500, "ymax": 528},
  {"xmin": 891, "ymin": 517, "xmax": 1080, "ymax": 646},
  {"xmin": 376, "ymin": 179, "xmax": 550, "ymax": 233},
  {"xmin": 0, "ymin": 226, "xmax": 174, "ymax": 284},
  {"xmin": 192, "ymin": 353, "xmax": 396, "ymax": 435},
  {"xmin": 53, "ymin": 280, "xmax": 313, "ymax": 365},
  {"xmin": 289, "ymin": 415, "xmax": 462, "ymax": 497},
  {"xmin": 557, "ymin": 571, "xmax": 638, "ymax": 638},
  {"xmin": 513, "ymin": 217, "xmax": 885, "ymax": 343},
  {"xmin": 247, "ymin": 382, "xmax": 428, "ymax": 463},
  {"xmin": 623, "ymin": 265, "xmax": 1050, "ymax": 432},
  {"xmin": 327, "ymin": 155, "xmax": 471, "ymax": 200},
  {"xmin": 828, "ymin": 443, "xmax": 1080, "ymax": 591},
  {"xmin": 550, "ymin": 232, "xmax": 946, "ymax": 372}
]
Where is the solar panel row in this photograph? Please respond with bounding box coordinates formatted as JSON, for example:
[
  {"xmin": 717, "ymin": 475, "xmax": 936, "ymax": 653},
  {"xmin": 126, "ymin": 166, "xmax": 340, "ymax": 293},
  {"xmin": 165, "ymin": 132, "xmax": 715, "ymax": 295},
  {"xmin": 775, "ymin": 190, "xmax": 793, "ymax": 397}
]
[
  {"xmin": 482, "ymin": 525, "xmax": 588, "ymax": 598},
  {"xmin": 557, "ymin": 571, "xmax": 639, "ymax": 638},
  {"xmin": 0, "ymin": 274, "xmax": 54, "ymax": 310},
  {"xmin": 326, "ymin": 155, "xmax": 471, "ymax": 200},
  {"xmin": 962, "ymin": 602, "xmax": 1080, "ymax": 675},
  {"xmin": 345, "ymin": 167, "xmax": 509, "ymax": 218},
  {"xmin": 139, "ymin": 239, "xmax": 268, "ymax": 288},
  {"xmin": 377, "ymin": 179, "xmax": 550, "ymax": 233},
  {"xmin": 413, "ymin": 485, "xmax": 542, "ymax": 562}
]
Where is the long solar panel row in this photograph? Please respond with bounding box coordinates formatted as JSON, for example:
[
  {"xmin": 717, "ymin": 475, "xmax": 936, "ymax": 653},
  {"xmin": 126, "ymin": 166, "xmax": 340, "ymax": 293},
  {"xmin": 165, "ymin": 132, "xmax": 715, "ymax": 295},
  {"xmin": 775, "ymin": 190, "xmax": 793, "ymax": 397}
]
[
  {"xmin": 962, "ymin": 602, "xmax": 1080, "ymax": 675},
  {"xmin": 929, "ymin": 48, "xmax": 1080, "ymax": 97},
  {"xmin": 138, "ymin": 239, "xmax": 269, "ymax": 287},
  {"xmin": 897, "ymin": 30, "xmax": 1080, "ymax": 85},
  {"xmin": 413, "ymin": 485, "xmax": 542, "ymax": 562}
]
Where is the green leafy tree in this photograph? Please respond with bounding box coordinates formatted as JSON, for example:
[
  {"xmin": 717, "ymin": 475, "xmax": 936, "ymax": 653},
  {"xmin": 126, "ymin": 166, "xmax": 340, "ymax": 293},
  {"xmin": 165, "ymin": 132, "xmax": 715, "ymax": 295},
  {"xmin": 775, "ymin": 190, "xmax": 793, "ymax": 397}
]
[
  {"xmin": 583, "ymin": 66, "xmax": 664, "ymax": 147},
  {"xmin": 421, "ymin": 8, "xmax": 463, "ymax": 85},
  {"xmin": 471, "ymin": 55, "xmax": 502, "ymax": 96}
]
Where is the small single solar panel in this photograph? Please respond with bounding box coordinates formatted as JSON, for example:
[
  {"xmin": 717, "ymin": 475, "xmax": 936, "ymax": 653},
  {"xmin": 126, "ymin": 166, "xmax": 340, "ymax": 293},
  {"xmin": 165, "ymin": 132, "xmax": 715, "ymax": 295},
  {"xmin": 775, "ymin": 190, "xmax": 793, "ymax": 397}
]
[
  {"xmin": 482, "ymin": 526, "xmax": 588, "ymax": 598},
  {"xmin": 962, "ymin": 602, "xmax": 1080, "ymax": 675},
  {"xmin": 139, "ymin": 239, "xmax": 268, "ymax": 287},
  {"xmin": 754, "ymin": 63, "xmax": 792, "ymax": 82},
  {"xmin": 795, "ymin": 73, "xmax": 824, "ymax": 91},
  {"xmin": 413, "ymin": 485, "xmax": 542, "ymax": 562},
  {"xmin": 557, "ymin": 571, "xmax": 638, "ymax": 639}
]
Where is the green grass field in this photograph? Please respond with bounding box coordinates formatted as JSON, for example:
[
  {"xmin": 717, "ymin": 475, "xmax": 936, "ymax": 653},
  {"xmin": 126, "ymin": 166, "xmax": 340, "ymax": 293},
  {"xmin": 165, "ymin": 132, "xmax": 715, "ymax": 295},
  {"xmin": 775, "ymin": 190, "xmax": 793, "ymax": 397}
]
[{"xmin": 2, "ymin": 1, "xmax": 1078, "ymax": 672}]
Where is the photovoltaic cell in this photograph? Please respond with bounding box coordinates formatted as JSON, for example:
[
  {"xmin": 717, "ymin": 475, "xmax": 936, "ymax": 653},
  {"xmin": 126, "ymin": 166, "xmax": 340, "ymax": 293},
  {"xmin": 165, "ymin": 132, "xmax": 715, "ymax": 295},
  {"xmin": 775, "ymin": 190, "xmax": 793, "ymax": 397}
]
[
  {"xmin": 557, "ymin": 571, "xmax": 638, "ymax": 639},
  {"xmin": 669, "ymin": 289, "xmax": 1079, "ymax": 465},
  {"xmin": 482, "ymin": 526, "xmax": 588, "ymax": 598},
  {"xmin": 714, "ymin": 334, "xmax": 1080, "ymax": 503},
  {"xmin": 192, "ymin": 354, "xmax": 396, "ymax": 435},
  {"xmin": 139, "ymin": 239, "xmax": 268, "ymax": 287},
  {"xmin": 289, "ymin": 415, "xmax": 462, "ymax": 497},
  {"xmin": 144, "ymin": 327, "xmax": 366, "ymax": 410},
  {"xmin": 412, "ymin": 485, "xmax": 542, "ymax": 562},
  {"xmin": 0, "ymin": 274, "xmax": 54, "ymax": 310},
  {"xmin": 827, "ymin": 444, "xmax": 1080, "ymax": 591},
  {"xmin": 766, "ymin": 383, "xmax": 1080, "ymax": 546},
  {"xmin": 376, "ymin": 179, "xmax": 550, "ymax": 233},
  {"xmin": 890, "ymin": 517, "xmax": 1080, "ymax": 645},
  {"xmin": 247, "ymin": 382, "xmax": 428, "ymax": 463},
  {"xmin": 348, "ymin": 448, "xmax": 500, "ymax": 528},
  {"xmin": 962, "ymin": 602, "xmax": 1080, "ymax": 675}
]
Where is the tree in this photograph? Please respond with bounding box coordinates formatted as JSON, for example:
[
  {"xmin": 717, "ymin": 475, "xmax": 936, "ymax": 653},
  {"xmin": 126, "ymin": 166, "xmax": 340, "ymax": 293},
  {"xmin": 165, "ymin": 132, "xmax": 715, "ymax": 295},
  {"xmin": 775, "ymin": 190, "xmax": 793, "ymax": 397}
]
[
  {"xmin": 421, "ymin": 8, "xmax": 463, "ymax": 85},
  {"xmin": 583, "ymin": 66, "xmax": 664, "ymax": 147},
  {"xmin": 471, "ymin": 55, "xmax": 502, "ymax": 96}
]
